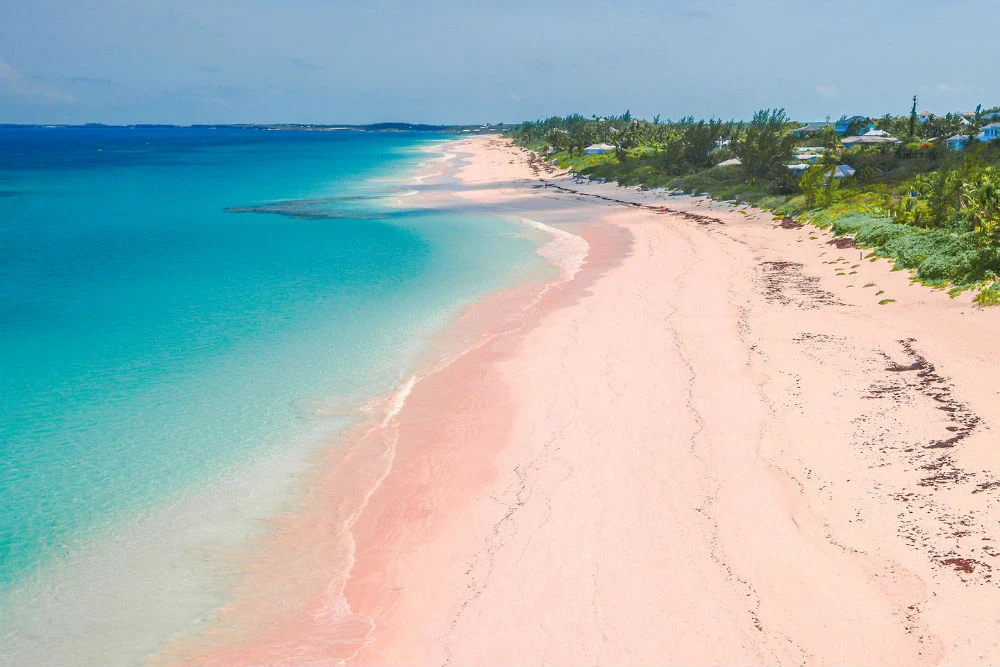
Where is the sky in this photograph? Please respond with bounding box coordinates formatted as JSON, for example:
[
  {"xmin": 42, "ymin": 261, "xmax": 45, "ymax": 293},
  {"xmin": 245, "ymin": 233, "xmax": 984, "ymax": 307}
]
[{"xmin": 1, "ymin": 0, "xmax": 998, "ymax": 126}]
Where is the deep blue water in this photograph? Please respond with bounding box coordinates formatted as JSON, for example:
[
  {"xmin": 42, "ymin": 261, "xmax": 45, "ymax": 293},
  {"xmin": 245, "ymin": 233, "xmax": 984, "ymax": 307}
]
[{"xmin": 0, "ymin": 126, "xmax": 540, "ymax": 591}]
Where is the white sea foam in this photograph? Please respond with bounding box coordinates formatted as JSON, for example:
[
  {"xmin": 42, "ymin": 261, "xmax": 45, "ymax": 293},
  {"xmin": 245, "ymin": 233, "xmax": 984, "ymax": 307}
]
[
  {"xmin": 382, "ymin": 375, "xmax": 416, "ymax": 427},
  {"xmin": 519, "ymin": 217, "xmax": 590, "ymax": 281}
]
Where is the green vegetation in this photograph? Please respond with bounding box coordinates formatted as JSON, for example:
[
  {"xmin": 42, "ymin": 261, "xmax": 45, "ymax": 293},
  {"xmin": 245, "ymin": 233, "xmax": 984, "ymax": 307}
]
[
  {"xmin": 510, "ymin": 104, "xmax": 1000, "ymax": 301},
  {"xmin": 975, "ymin": 281, "xmax": 1000, "ymax": 305}
]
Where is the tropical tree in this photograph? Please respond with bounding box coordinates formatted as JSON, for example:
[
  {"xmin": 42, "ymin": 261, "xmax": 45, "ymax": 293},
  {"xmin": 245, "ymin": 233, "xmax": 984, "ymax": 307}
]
[
  {"xmin": 656, "ymin": 134, "xmax": 686, "ymax": 175},
  {"xmin": 911, "ymin": 169, "xmax": 964, "ymax": 226},
  {"xmin": 546, "ymin": 128, "xmax": 570, "ymax": 152},
  {"xmin": 735, "ymin": 108, "xmax": 797, "ymax": 185},
  {"xmin": 968, "ymin": 104, "xmax": 985, "ymax": 147},
  {"xmin": 963, "ymin": 166, "xmax": 1000, "ymax": 245},
  {"xmin": 682, "ymin": 120, "xmax": 723, "ymax": 169}
]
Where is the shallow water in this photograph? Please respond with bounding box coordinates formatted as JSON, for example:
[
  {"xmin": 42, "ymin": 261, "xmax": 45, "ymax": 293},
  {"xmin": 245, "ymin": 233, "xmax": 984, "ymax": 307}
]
[{"xmin": 0, "ymin": 127, "xmax": 546, "ymax": 665}]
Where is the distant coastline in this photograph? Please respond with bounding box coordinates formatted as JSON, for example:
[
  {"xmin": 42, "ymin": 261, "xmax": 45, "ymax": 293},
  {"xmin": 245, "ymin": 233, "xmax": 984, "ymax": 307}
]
[{"xmin": 0, "ymin": 121, "xmax": 509, "ymax": 134}]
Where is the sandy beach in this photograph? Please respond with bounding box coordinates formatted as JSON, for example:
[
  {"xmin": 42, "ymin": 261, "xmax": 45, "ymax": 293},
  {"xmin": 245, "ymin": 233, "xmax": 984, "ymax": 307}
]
[{"xmin": 168, "ymin": 135, "xmax": 1000, "ymax": 666}]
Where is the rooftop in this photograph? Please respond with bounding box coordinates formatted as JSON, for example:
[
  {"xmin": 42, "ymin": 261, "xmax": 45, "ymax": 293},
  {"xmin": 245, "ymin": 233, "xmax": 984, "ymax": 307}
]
[{"xmin": 842, "ymin": 135, "xmax": 901, "ymax": 145}]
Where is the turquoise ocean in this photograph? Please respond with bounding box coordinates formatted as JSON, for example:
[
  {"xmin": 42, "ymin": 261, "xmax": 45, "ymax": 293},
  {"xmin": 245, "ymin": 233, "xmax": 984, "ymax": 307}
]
[{"xmin": 0, "ymin": 127, "xmax": 546, "ymax": 664}]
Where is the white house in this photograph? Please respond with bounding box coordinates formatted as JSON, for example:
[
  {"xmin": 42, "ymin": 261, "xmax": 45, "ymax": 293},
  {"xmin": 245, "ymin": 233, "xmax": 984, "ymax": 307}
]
[{"xmin": 584, "ymin": 143, "xmax": 615, "ymax": 155}]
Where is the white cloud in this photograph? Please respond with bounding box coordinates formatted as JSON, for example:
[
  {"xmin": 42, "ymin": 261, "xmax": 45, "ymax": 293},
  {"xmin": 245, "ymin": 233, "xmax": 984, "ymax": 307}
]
[
  {"xmin": 814, "ymin": 84, "xmax": 837, "ymax": 99},
  {"xmin": 0, "ymin": 58, "xmax": 74, "ymax": 104},
  {"xmin": 919, "ymin": 82, "xmax": 984, "ymax": 95},
  {"xmin": 509, "ymin": 91, "xmax": 521, "ymax": 104}
]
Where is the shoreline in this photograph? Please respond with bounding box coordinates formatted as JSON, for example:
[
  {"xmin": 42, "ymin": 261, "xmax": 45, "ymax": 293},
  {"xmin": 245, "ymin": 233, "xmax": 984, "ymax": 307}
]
[
  {"xmin": 154, "ymin": 138, "xmax": 619, "ymax": 666},
  {"xmin": 0, "ymin": 135, "xmax": 563, "ymax": 667},
  {"xmin": 3, "ymin": 133, "xmax": 519, "ymax": 667},
  {"xmin": 171, "ymin": 135, "xmax": 1000, "ymax": 666}
]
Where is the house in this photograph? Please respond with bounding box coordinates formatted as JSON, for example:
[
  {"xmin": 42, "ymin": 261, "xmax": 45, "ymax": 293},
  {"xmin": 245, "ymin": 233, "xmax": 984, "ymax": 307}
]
[
  {"xmin": 834, "ymin": 116, "xmax": 866, "ymax": 135},
  {"xmin": 947, "ymin": 134, "xmax": 970, "ymax": 151},
  {"xmin": 584, "ymin": 143, "xmax": 615, "ymax": 155},
  {"xmin": 947, "ymin": 124, "xmax": 1000, "ymax": 150},
  {"xmin": 790, "ymin": 124, "xmax": 831, "ymax": 138},
  {"xmin": 841, "ymin": 135, "xmax": 901, "ymax": 148},
  {"xmin": 863, "ymin": 128, "xmax": 890, "ymax": 137},
  {"xmin": 787, "ymin": 163, "xmax": 811, "ymax": 174},
  {"xmin": 918, "ymin": 110, "xmax": 934, "ymax": 124}
]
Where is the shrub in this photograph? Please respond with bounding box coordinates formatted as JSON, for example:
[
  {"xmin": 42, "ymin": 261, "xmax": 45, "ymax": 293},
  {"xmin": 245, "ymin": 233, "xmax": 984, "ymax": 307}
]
[{"xmin": 975, "ymin": 282, "xmax": 1000, "ymax": 306}]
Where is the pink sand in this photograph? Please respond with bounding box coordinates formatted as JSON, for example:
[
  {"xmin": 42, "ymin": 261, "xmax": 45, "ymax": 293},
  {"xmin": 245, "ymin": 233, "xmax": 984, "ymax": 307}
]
[{"xmin": 162, "ymin": 136, "xmax": 1000, "ymax": 666}]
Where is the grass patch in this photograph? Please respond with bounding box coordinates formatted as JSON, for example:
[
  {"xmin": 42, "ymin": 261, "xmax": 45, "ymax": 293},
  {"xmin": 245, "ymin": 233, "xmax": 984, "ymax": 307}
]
[{"xmin": 974, "ymin": 282, "xmax": 1000, "ymax": 306}]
